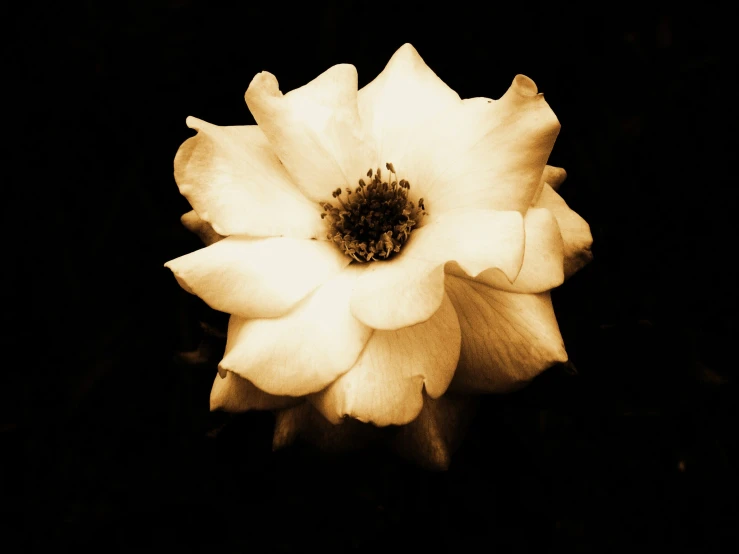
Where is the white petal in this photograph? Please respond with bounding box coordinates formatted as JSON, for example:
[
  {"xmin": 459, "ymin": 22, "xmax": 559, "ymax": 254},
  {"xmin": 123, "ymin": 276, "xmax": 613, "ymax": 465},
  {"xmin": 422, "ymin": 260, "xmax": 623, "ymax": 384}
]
[
  {"xmin": 210, "ymin": 371, "xmax": 301, "ymax": 412},
  {"xmin": 164, "ymin": 236, "xmax": 350, "ymax": 319},
  {"xmin": 358, "ymin": 43, "xmax": 461, "ymax": 171},
  {"xmin": 218, "ymin": 265, "xmax": 372, "ymax": 396},
  {"xmin": 350, "ymin": 210, "xmax": 524, "ymax": 330},
  {"xmin": 175, "ymin": 117, "xmax": 325, "ymax": 238},
  {"xmin": 445, "ymin": 275, "xmax": 568, "ymax": 393},
  {"xmin": 245, "ymin": 64, "xmax": 372, "ymax": 203},
  {"xmin": 449, "ymin": 207, "xmax": 564, "ymax": 293},
  {"xmin": 310, "ymin": 292, "xmax": 461, "ymax": 427},
  {"xmin": 180, "ymin": 210, "xmax": 224, "ymax": 246},
  {"xmin": 535, "ymin": 184, "xmax": 594, "ymax": 278},
  {"xmin": 399, "ymin": 75, "xmax": 560, "ymax": 216}
]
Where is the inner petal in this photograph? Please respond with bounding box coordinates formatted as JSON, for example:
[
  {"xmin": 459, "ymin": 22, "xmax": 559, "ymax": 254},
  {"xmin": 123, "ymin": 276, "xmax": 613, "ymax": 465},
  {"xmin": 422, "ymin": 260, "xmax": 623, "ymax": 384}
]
[
  {"xmin": 245, "ymin": 64, "xmax": 374, "ymax": 203},
  {"xmin": 397, "ymin": 76, "xmax": 561, "ymax": 217}
]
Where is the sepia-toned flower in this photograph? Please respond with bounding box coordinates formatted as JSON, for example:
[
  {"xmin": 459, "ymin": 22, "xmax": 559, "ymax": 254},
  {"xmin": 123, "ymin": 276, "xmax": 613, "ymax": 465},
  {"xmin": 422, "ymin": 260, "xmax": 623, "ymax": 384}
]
[{"xmin": 165, "ymin": 44, "xmax": 592, "ymax": 460}]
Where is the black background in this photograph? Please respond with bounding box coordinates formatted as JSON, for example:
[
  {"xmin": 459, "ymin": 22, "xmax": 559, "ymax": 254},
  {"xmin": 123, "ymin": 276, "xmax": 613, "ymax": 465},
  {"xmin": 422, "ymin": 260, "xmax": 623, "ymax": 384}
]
[{"xmin": 6, "ymin": 1, "xmax": 738, "ymax": 552}]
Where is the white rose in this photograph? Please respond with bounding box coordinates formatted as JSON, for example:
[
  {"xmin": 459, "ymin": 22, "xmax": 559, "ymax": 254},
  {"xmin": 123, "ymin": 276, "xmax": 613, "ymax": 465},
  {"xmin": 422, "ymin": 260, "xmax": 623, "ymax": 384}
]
[{"xmin": 166, "ymin": 44, "xmax": 592, "ymax": 468}]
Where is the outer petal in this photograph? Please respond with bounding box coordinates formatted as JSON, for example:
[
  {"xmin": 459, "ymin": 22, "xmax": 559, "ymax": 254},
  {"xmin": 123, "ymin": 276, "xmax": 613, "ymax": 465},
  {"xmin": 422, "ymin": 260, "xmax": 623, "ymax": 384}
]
[
  {"xmin": 310, "ymin": 293, "xmax": 461, "ymax": 427},
  {"xmin": 175, "ymin": 117, "xmax": 325, "ymax": 238},
  {"xmin": 530, "ymin": 165, "xmax": 568, "ymax": 206},
  {"xmin": 351, "ymin": 210, "xmax": 524, "ymax": 330},
  {"xmin": 218, "ymin": 265, "xmax": 372, "ymax": 396},
  {"xmin": 445, "ymin": 275, "xmax": 568, "ymax": 393},
  {"xmin": 180, "ymin": 210, "xmax": 224, "ymax": 246},
  {"xmin": 400, "ymin": 76, "xmax": 560, "ymax": 216},
  {"xmin": 447, "ymin": 207, "xmax": 565, "ymax": 294},
  {"xmin": 210, "ymin": 371, "xmax": 301, "ymax": 412},
  {"xmin": 245, "ymin": 64, "xmax": 372, "ymax": 203},
  {"xmin": 358, "ymin": 43, "xmax": 461, "ymax": 171},
  {"xmin": 535, "ymin": 184, "xmax": 594, "ymax": 278},
  {"xmin": 164, "ymin": 236, "xmax": 350, "ymax": 319}
]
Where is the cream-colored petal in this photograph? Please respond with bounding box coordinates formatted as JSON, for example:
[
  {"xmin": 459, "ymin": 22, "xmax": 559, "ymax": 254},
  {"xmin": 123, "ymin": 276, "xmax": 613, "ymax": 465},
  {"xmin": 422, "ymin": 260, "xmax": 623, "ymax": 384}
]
[
  {"xmin": 445, "ymin": 275, "xmax": 568, "ymax": 393},
  {"xmin": 530, "ymin": 165, "xmax": 568, "ymax": 205},
  {"xmin": 174, "ymin": 117, "xmax": 325, "ymax": 238},
  {"xmin": 218, "ymin": 265, "xmax": 372, "ymax": 396},
  {"xmin": 245, "ymin": 64, "xmax": 372, "ymax": 203},
  {"xmin": 180, "ymin": 210, "xmax": 224, "ymax": 246},
  {"xmin": 310, "ymin": 293, "xmax": 461, "ymax": 427},
  {"xmin": 350, "ymin": 210, "xmax": 524, "ymax": 330},
  {"xmin": 399, "ymin": 76, "xmax": 560, "ymax": 217},
  {"xmin": 358, "ymin": 43, "xmax": 461, "ymax": 172},
  {"xmin": 164, "ymin": 236, "xmax": 350, "ymax": 319},
  {"xmin": 535, "ymin": 184, "xmax": 593, "ymax": 278},
  {"xmin": 448, "ymin": 207, "xmax": 564, "ymax": 294},
  {"xmin": 210, "ymin": 371, "xmax": 301, "ymax": 412}
]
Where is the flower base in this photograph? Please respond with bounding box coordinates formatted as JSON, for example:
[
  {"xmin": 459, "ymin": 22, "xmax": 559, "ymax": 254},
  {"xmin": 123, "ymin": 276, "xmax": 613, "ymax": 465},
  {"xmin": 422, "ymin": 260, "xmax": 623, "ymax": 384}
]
[{"xmin": 273, "ymin": 392, "xmax": 480, "ymax": 471}]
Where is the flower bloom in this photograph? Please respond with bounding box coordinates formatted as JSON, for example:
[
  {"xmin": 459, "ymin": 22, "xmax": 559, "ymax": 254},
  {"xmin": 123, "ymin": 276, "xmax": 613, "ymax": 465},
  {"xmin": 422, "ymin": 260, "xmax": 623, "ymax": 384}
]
[{"xmin": 165, "ymin": 44, "xmax": 592, "ymax": 436}]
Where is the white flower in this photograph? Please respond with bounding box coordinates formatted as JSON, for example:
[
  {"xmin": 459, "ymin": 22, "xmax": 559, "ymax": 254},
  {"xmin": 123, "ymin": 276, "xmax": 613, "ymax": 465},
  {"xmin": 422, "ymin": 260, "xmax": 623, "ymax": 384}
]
[{"xmin": 165, "ymin": 44, "xmax": 593, "ymax": 431}]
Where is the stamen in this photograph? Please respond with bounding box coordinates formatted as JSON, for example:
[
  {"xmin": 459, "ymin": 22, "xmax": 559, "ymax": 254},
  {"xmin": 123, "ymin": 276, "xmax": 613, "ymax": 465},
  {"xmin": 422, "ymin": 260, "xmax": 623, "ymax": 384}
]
[{"xmin": 320, "ymin": 163, "xmax": 427, "ymax": 263}]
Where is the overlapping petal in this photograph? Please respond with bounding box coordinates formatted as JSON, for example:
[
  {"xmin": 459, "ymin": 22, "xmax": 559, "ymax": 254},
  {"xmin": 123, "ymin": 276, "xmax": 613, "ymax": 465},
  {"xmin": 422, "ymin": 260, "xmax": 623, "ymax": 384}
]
[
  {"xmin": 531, "ymin": 165, "xmax": 568, "ymax": 205},
  {"xmin": 174, "ymin": 117, "xmax": 324, "ymax": 238},
  {"xmin": 210, "ymin": 371, "xmax": 301, "ymax": 412},
  {"xmin": 218, "ymin": 265, "xmax": 372, "ymax": 396},
  {"xmin": 445, "ymin": 275, "xmax": 568, "ymax": 393},
  {"xmin": 164, "ymin": 236, "xmax": 350, "ymax": 319},
  {"xmin": 245, "ymin": 64, "xmax": 373, "ymax": 203},
  {"xmin": 535, "ymin": 184, "xmax": 593, "ymax": 278},
  {"xmin": 448, "ymin": 207, "xmax": 565, "ymax": 293},
  {"xmin": 398, "ymin": 76, "xmax": 561, "ymax": 217},
  {"xmin": 350, "ymin": 209, "xmax": 524, "ymax": 330},
  {"xmin": 310, "ymin": 293, "xmax": 461, "ymax": 427},
  {"xmin": 358, "ymin": 43, "xmax": 461, "ymax": 174},
  {"xmin": 180, "ymin": 210, "xmax": 224, "ymax": 246}
]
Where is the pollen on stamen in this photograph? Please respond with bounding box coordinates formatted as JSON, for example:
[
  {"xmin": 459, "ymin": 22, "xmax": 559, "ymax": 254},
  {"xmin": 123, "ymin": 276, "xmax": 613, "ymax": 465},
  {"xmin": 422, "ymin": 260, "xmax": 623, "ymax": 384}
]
[{"xmin": 320, "ymin": 163, "xmax": 427, "ymax": 262}]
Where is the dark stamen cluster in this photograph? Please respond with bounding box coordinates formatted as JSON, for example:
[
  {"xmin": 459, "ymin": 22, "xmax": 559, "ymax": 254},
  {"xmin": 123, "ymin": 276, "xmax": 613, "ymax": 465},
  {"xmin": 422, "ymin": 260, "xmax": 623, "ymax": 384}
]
[{"xmin": 320, "ymin": 163, "xmax": 426, "ymax": 262}]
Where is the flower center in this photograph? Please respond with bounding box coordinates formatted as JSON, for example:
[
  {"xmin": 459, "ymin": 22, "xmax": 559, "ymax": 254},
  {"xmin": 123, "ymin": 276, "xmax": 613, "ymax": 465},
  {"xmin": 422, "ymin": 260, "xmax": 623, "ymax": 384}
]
[{"xmin": 320, "ymin": 163, "xmax": 426, "ymax": 262}]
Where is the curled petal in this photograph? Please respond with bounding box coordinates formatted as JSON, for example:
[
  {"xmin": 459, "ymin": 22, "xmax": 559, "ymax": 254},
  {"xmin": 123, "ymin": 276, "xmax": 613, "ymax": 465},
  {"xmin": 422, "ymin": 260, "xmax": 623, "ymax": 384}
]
[
  {"xmin": 310, "ymin": 293, "xmax": 461, "ymax": 427},
  {"xmin": 245, "ymin": 64, "xmax": 372, "ymax": 202},
  {"xmin": 218, "ymin": 265, "xmax": 372, "ymax": 396},
  {"xmin": 175, "ymin": 117, "xmax": 324, "ymax": 238},
  {"xmin": 445, "ymin": 275, "xmax": 568, "ymax": 393},
  {"xmin": 164, "ymin": 236, "xmax": 350, "ymax": 319},
  {"xmin": 542, "ymin": 165, "xmax": 568, "ymax": 191},
  {"xmin": 351, "ymin": 210, "xmax": 524, "ymax": 330},
  {"xmin": 449, "ymin": 207, "xmax": 564, "ymax": 293},
  {"xmin": 180, "ymin": 210, "xmax": 224, "ymax": 246},
  {"xmin": 358, "ymin": 43, "xmax": 461, "ymax": 170},
  {"xmin": 530, "ymin": 165, "xmax": 568, "ymax": 206},
  {"xmin": 210, "ymin": 371, "xmax": 301, "ymax": 412},
  {"xmin": 535, "ymin": 184, "xmax": 594, "ymax": 278},
  {"xmin": 401, "ymin": 76, "xmax": 560, "ymax": 216}
]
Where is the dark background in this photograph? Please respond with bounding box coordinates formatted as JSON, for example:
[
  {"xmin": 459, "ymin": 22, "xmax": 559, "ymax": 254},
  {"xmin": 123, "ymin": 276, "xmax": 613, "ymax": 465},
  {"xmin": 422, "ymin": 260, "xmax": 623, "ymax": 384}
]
[{"xmin": 6, "ymin": 1, "xmax": 737, "ymax": 552}]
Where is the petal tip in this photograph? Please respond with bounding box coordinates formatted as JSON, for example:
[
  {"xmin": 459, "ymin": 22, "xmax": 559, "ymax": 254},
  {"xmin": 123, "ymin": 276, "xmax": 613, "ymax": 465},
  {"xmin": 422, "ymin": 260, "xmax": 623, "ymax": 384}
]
[
  {"xmin": 185, "ymin": 115, "xmax": 205, "ymax": 130},
  {"xmin": 387, "ymin": 42, "xmax": 424, "ymax": 68},
  {"xmin": 513, "ymin": 74, "xmax": 538, "ymax": 97},
  {"xmin": 543, "ymin": 166, "xmax": 567, "ymax": 190},
  {"xmin": 246, "ymin": 71, "xmax": 281, "ymax": 99}
]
